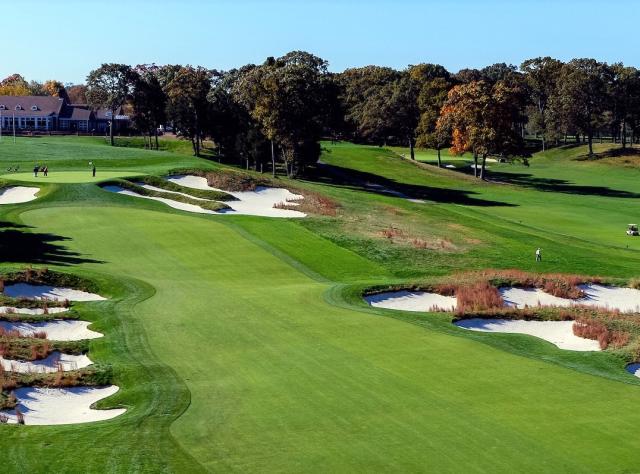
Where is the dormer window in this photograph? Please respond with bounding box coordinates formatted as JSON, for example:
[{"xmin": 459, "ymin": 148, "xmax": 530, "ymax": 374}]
[
  {"xmin": 15, "ymin": 105, "xmax": 22, "ymax": 111},
  {"xmin": 31, "ymin": 105, "xmax": 38, "ymax": 111}
]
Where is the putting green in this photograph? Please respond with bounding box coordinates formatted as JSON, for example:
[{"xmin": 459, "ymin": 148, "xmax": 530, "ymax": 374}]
[{"xmin": 0, "ymin": 171, "xmax": 145, "ymax": 184}]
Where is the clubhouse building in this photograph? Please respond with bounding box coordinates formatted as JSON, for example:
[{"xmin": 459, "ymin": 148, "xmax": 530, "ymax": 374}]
[{"xmin": 0, "ymin": 95, "xmax": 129, "ymax": 133}]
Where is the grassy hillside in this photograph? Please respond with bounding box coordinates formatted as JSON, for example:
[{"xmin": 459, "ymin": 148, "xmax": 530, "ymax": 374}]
[{"xmin": 1, "ymin": 137, "xmax": 640, "ymax": 471}]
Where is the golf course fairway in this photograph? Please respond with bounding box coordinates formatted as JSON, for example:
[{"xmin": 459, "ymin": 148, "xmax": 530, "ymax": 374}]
[{"xmin": 1, "ymin": 137, "xmax": 640, "ymax": 472}]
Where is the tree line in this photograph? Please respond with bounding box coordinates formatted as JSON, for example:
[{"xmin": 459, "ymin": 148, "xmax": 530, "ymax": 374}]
[{"xmin": 3, "ymin": 53, "xmax": 640, "ymax": 178}]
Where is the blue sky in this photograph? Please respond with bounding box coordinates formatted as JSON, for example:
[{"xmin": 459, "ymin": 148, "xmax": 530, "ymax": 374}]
[{"xmin": 2, "ymin": 0, "xmax": 639, "ymax": 83}]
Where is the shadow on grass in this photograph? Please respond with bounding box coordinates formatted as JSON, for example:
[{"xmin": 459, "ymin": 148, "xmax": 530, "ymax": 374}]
[
  {"xmin": 575, "ymin": 146, "xmax": 640, "ymax": 161},
  {"xmin": 0, "ymin": 221, "xmax": 103, "ymax": 266},
  {"xmin": 310, "ymin": 162, "xmax": 516, "ymax": 207},
  {"xmin": 487, "ymin": 171, "xmax": 640, "ymax": 198}
]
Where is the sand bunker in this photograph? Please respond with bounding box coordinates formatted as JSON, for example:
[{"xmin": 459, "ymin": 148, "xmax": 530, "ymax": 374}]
[
  {"xmin": 1, "ymin": 385, "xmax": 125, "ymax": 425},
  {"xmin": 501, "ymin": 287, "xmax": 574, "ymax": 309},
  {"xmin": 365, "ymin": 291, "xmax": 457, "ymax": 312},
  {"xmin": 0, "ymin": 320, "xmax": 103, "ymax": 341},
  {"xmin": 369, "ymin": 284, "xmax": 640, "ymax": 314},
  {"xmin": 0, "ymin": 186, "xmax": 39, "ymax": 204},
  {"xmin": 104, "ymin": 185, "xmax": 217, "ymax": 214},
  {"xmin": 501, "ymin": 284, "xmax": 640, "ymax": 312},
  {"xmin": 0, "ymin": 306, "xmax": 68, "ymax": 315},
  {"xmin": 627, "ymin": 363, "xmax": 640, "ymax": 378},
  {"xmin": 1, "ymin": 352, "xmax": 92, "ymax": 373},
  {"xmin": 455, "ymin": 319, "xmax": 601, "ymax": 351},
  {"xmin": 4, "ymin": 284, "xmax": 105, "ymax": 302},
  {"xmin": 167, "ymin": 175, "xmax": 306, "ymax": 218}
]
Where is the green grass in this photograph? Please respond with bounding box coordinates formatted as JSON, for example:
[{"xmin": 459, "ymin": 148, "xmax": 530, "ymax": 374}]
[
  {"xmin": 1, "ymin": 137, "xmax": 640, "ymax": 471},
  {"xmin": 1, "ymin": 171, "xmax": 145, "ymax": 183}
]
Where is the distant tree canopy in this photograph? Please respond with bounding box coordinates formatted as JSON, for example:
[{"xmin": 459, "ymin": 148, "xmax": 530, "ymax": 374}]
[{"xmin": 8, "ymin": 52, "xmax": 640, "ymax": 177}]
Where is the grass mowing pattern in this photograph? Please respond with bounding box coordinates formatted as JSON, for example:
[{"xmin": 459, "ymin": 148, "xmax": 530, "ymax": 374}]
[{"xmin": 1, "ymin": 137, "xmax": 640, "ymax": 470}]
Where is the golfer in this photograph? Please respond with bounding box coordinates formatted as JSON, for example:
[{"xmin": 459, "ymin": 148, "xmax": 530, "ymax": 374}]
[
  {"xmin": 536, "ymin": 248, "xmax": 542, "ymax": 262},
  {"xmin": 33, "ymin": 164, "xmax": 39, "ymax": 177},
  {"xmin": 43, "ymin": 165, "xmax": 48, "ymax": 177}
]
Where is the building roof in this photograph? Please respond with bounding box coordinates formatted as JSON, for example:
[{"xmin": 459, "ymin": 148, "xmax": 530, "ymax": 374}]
[
  {"xmin": 0, "ymin": 95, "xmax": 65, "ymax": 117},
  {"xmin": 94, "ymin": 106, "xmax": 130, "ymax": 121},
  {"xmin": 59, "ymin": 104, "xmax": 93, "ymax": 121}
]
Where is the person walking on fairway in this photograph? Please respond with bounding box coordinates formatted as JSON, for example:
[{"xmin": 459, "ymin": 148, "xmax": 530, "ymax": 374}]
[
  {"xmin": 536, "ymin": 247, "xmax": 542, "ymax": 262},
  {"xmin": 43, "ymin": 165, "xmax": 48, "ymax": 177},
  {"xmin": 90, "ymin": 162, "xmax": 96, "ymax": 178},
  {"xmin": 33, "ymin": 164, "xmax": 39, "ymax": 177}
]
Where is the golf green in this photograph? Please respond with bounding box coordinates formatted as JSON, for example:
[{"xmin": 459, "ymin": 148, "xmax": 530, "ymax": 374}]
[{"xmin": 1, "ymin": 171, "xmax": 145, "ymax": 183}]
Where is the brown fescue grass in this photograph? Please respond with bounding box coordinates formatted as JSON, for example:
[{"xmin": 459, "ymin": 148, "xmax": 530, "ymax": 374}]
[
  {"xmin": 439, "ymin": 269, "xmax": 602, "ymax": 299},
  {"xmin": 455, "ymin": 282, "xmax": 504, "ymax": 315},
  {"xmin": 274, "ymin": 190, "xmax": 340, "ymax": 216},
  {"xmin": 573, "ymin": 318, "xmax": 631, "ymax": 350}
]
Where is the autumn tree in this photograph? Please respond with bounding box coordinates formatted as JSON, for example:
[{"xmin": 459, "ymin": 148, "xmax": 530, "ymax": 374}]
[
  {"xmin": 87, "ymin": 64, "xmax": 138, "ymax": 145},
  {"xmin": 0, "ymin": 74, "xmax": 30, "ymax": 95},
  {"xmin": 66, "ymin": 84, "xmax": 88, "ymax": 104},
  {"xmin": 42, "ymin": 80, "xmax": 69, "ymax": 100},
  {"xmin": 437, "ymin": 80, "xmax": 525, "ymax": 179}
]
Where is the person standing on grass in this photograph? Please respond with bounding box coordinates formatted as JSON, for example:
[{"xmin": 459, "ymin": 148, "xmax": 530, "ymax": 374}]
[
  {"xmin": 536, "ymin": 247, "xmax": 542, "ymax": 262},
  {"xmin": 43, "ymin": 165, "xmax": 48, "ymax": 177},
  {"xmin": 33, "ymin": 164, "xmax": 39, "ymax": 177},
  {"xmin": 92, "ymin": 163, "xmax": 96, "ymax": 177}
]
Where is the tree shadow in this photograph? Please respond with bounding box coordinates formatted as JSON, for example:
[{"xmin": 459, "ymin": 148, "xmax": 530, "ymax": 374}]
[
  {"xmin": 0, "ymin": 221, "xmax": 103, "ymax": 266},
  {"xmin": 310, "ymin": 163, "xmax": 515, "ymax": 207},
  {"xmin": 487, "ymin": 171, "xmax": 640, "ymax": 198}
]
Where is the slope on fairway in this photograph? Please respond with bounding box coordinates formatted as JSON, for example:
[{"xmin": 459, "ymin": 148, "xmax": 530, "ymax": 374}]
[
  {"xmin": 321, "ymin": 142, "xmax": 640, "ymax": 252},
  {"xmin": 18, "ymin": 205, "xmax": 640, "ymax": 472}
]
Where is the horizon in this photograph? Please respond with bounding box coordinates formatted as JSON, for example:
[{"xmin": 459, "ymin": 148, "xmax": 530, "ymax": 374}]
[{"xmin": 2, "ymin": 0, "xmax": 640, "ymax": 84}]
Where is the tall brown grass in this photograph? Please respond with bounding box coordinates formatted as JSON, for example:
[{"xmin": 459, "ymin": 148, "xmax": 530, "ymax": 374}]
[
  {"xmin": 573, "ymin": 318, "xmax": 631, "ymax": 350},
  {"xmin": 456, "ymin": 282, "xmax": 504, "ymax": 315}
]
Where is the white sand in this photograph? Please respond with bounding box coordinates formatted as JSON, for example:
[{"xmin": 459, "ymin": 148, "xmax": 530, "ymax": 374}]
[
  {"xmin": 501, "ymin": 284, "xmax": 640, "ymax": 313},
  {"xmin": 104, "ymin": 185, "xmax": 218, "ymax": 214},
  {"xmin": 4, "ymin": 284, "xmax": 105, "ymax": 302},
  {"xmin": 1, "ymin": 352, "xmax": 92, "ymax": 373},
  {"xmin": 0, "ymin": 320, "xmax": 103, "ymax": 341},
  {"xmin": 0, "ymin": 306, "xmax": 68, "ymax": 315},
  {"xmin": 365, "ymin": 291, "xmax": 457, "ymax": 312},
  {"xmin": 500, "ymin": 287, "xmax": 575, "ymax": 309},
  {"xmin": 577, "ymin": 284, "xmax": 640, "ymax": 312},
  {"xmin": 455, "ymin": 318, "xmax": 601, "ymax": 351},
  {"xmin": 167, "ymin": 175, "xmax": 306, "ymax": 217},
  {"xmin": 445, "ymin": 164, "xmax": 456, "ymax": 169},
  {"xmin": 627, "ymin": 363, "xmax": 640, "ymax": 378},
  {"xmin": 1, "ymin": 385, "xmax": 125, "ymax": 425},
  {"xmin": 0, "ymin": 186, "xmax": 39, "ymax": 204}
]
